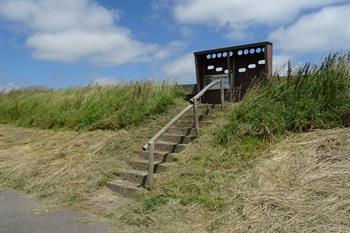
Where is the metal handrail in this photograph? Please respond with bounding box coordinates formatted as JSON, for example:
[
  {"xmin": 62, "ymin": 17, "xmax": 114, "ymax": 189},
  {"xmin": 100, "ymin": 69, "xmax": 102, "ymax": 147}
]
[{"xmin": 144, "ymin": 77, "xmax": 225, "ymax": 190}]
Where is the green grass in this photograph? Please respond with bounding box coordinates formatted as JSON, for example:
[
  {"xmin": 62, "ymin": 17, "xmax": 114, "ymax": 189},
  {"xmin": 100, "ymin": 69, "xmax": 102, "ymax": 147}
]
[
  {"xmin": 219, "ymin": 53, "xmax": 350, "ymax": 150},
  {"xmin": 1, "ymin": 53, "xmax": 350, "ymax": 232},
  {"xmin": 115, "ymin": 53, "xmax": 350, "ymax": 232},
  {"xmin": 0, "ymin": 82, "xmax": 183, "ymax": 130}
]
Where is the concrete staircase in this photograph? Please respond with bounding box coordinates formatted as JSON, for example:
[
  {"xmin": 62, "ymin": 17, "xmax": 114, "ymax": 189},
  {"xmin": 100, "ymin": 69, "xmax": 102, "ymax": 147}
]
[{"xmin": 107, "ymin": 104, "xmax": 219, "ymax": 198}]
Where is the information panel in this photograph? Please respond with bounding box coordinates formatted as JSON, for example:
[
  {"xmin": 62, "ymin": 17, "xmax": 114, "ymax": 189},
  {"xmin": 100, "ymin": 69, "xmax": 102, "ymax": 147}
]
[{"xmin": 204, "ymin": 74, "xmax": 230, "ymax": 90}]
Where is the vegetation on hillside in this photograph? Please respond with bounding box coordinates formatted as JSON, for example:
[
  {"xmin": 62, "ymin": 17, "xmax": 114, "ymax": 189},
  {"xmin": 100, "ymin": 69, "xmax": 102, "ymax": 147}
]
[
  {"xmin": 0, "ymin": 82, "xmax": 183, "ymax": 130},
  {"xmin": 0, "ymin": 99, "xmax": 188, "ymax": 210},
  {"xmin": 219, "ymin": 53, "xmax": 350, "ymax": 154},
  {"xmin": 115, "ymin": 53, "xmax": 350, "ymax": 232},
  {"xmin": 1, "ymin": 53, "xmax": 350, "ymax": 232}
]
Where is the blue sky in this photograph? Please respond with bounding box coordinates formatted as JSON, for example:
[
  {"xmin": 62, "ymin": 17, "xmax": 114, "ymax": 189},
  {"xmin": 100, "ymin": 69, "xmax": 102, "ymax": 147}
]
[{"xmin": 0, "ymin": 0, "xmax": 350, "ymax": 90}]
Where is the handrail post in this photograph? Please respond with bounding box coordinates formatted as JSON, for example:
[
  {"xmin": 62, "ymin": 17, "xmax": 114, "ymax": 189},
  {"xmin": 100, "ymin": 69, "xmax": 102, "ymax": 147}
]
[
  {"xmin": 148, "ymin": 142, "xmax": 155, "ymax": 190},
  {"xmin": 193, "ymin": 100, "xmax": 199, "ymax": 136},
  {"xmin": 220, "ymin": 77, "xmax": 224, "ymax": 109}
]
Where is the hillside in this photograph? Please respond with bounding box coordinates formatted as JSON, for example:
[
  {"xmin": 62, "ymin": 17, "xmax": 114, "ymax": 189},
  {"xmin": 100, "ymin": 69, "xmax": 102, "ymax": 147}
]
[
  {"xmin": 112, "ymin": 127, "xmax": 350, "ymax": 232},
  {"xmin": 0, "ymin": 96, "xmax": 188, "ymax": 210},
  {"xmin": 217, "ymin": 127, "xmax": 350, "ymax": 232},
  {"xmin": 2, "ymin": 120, "xmax": 349, "ymax": 232},
  {"xmin": 0, "ymin": 53, "xmax": 350, "ymax": 233},
  {"xmin": 0, "ymin": 83, "xmax": 183, "ymax": 130},
  {"xmin": 109, "ymin": 53, "xmax": 350, "ymax": 232}
]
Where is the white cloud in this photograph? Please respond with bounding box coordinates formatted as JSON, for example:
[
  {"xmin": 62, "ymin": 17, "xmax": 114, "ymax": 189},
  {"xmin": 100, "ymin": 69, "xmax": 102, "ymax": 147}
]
[
  {"xmin": 273, "ymin": 55, "xmax": 292, "ymax": 76},
  {"xmin": 0, "ymin": 0, "xmax": 118, "ymax": 32},
  {"xmin": 0, "ymin": 0, "xmax": 178, "ymax": 65},
  {"xmin": 172, "ymin": 0, "xmax": 346, "ymax": 36},
  {"xmin": 161, "ymin": 53, "xmax": 196, "ymax": 84},
  {"xmin": 153, "ymin": 41, "xmax": 186, "ymax": 60},
  {"xmin": 269, "ymin": 4, "xmax": 350, "ymax": 55},
  {"xmin": 0, "ymin": 82, "xmax": 20, "ymax": 93},
  {"xmin": 24, "ymin": 29, "xmax": 158, "ymax": 64},
  {"xmin": 90, "ymin": 76, "xmax": 123, "ymax": 86}
]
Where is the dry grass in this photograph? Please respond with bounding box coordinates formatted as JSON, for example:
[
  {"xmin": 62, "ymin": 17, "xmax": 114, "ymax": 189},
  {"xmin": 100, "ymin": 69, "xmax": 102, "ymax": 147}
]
[
  {"xmin": 215, "ymin": 128, "xmax": 350, "ymax": 233},
  {"xmin": 0, "ymin": 99, "xmax": 188, "ymax": 213},
  {"xmin": 1, "ymin": 98, "xmax": 350, "ymax": 232},
  {"xmin": 0, "ymin": 124, "xmax": 127, "ymax": 210},
  {"xmin": 111, "ymin": 201, "xmax": 208, "ymax": 233},
  {"xmin": 114, "ymin": 125, "xmax": 350, "ymax": 233},
  {"xmin": 110, "ymin": 110, "xmax": 242, "ymax": 232}
]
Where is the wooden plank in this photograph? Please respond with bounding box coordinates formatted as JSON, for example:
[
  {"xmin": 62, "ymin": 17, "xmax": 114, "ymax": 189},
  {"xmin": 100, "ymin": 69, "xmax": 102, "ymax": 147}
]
[
  {"xmin": 220, "ymin": 77, "xmax": 224, "ymax": 109},
  {"xmin": 193, "ymin": 100, "xmax": 199, "ymax": 136},
  {"xmin": 231, "ymin": 56, "xmax": 236, "ymax": 101},
  {"xmin": 148, "ymin": 142, "xmax": 155, "ymax": 190}
]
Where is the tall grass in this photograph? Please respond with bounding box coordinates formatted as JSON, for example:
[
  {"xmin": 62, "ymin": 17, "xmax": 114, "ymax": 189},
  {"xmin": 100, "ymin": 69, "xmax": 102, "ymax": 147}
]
[
  {"xmin": 121, "ymin": 53, "xmax": 350, "ymax": 230},
  {"xmin": 219, "ymin": 53, "xmax": 350, "ymax": 156},
  {"xmin": 0, "ymin": 82, "xmax": 183, "ymax": 130}
]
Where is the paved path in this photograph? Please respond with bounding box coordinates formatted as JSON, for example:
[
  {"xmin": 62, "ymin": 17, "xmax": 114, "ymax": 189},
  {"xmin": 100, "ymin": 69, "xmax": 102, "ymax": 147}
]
[{"xmin": 0, "ymin": 189, "xmax": 108, "ymax": 233}]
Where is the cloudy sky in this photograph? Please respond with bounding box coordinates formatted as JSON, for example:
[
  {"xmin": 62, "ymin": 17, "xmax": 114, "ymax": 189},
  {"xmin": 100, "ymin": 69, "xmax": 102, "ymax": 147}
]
[{"xmin": 0, "ymin": 0, "xmax": 349, "ymax": 89}]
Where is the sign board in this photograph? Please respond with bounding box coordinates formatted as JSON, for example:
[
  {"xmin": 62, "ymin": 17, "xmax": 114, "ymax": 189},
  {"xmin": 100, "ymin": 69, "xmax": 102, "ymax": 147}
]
[
  {"xmin": 204, "ymin": 74, "xmax": 230, "ymax": 90},
  {"xmin": 194, "ymin": 42, "xmax": 273, "ymax": 104}
]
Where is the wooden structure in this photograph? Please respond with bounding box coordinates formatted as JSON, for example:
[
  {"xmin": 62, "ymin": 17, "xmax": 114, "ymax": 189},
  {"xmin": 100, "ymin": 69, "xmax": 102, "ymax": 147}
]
[
  {"xmin": 108, "ymin": 42, "xmax": 273, "ymax": 195},
  {"xmin": 194, "ymin": 41, "xmax": 273, "ymax": 103},
  {"xmin": 143, "ymin": 78, "xmax": 224, "ymax": 190}
]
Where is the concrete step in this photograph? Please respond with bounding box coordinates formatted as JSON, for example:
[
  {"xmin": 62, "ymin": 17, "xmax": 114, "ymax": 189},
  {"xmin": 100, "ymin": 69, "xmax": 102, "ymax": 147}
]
[
  {"xmin": 183, "ymin": 107, "xmax": 217, "ymax": 117},
  {"xmin": 106, "ymin": 180, "xmax": 142, "ymax": 198},
  {"xmin": 174, "ymin": 120, "xmax": 212, "ymax": 128},
  {"xmin": 128, "ymin": 159, "xmax": 173, "ymax": 172},
  {"xmin": 166, "ymin": 127, "xmax": 196, "ymax": 136},
  {"xmin": 181, "ymin": 113, "xmax": 213, "ymax": 121},
  {"xmin": 197, "ymin": 104, "xmax": 218, "ymax": 110},
  {"xmin": 160, "ymin": 133, "xmax": 195, "ymax": 144},
  {"xmin": 107, "ymin": 104, "xmax": 221, "ymax": 198},
  {"xmin": 142, "ymin": 151, "xmax": 178, "ymax": 162},
  {"xmin": 154, "ymin": 141, "xmax": 186, "ymax": 153},
  {"xmin": 118, "ymin": 169, "xmax": 148, "ymax": 185}
]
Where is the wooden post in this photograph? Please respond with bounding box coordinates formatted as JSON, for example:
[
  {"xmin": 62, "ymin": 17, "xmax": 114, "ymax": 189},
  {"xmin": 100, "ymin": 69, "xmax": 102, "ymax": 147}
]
[
  {"xmin": 193, "ymin": 101, "xmax": 199, "ymax": 136},
  {"xmin": 227, "ymin": 55, "xmax": 232, "ymax": 102},
  {"xmin": 231, "ymin": 57, "xmax": 236, "ymax": 102},
  {"xmin": 194, "ymin": 56, "xmax": 202, "ymax": 103},
  {"xmin": 220, "ymin": 77, "xmax": 224, "ymax": 109},
  {"xmin": 148, "ymin": 142, "xmax": 155, "ymax": 190}
]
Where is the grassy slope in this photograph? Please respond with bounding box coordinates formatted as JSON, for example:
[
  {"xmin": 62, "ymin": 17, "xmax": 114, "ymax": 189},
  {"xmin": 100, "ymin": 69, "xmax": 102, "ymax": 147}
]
[
  {"xmin": 1, "ymin": 54, "xmax": 350, "ymax": 232},
  {"xmin": 216, "ymin": 128, "xmax": 350, "ymax": 233},
  {"xmin": 113, "ymin": 127, "xmax": 350, "ymax": 233},
  {"xmin": 0, "ymin": 82, "xmax": 183, "ymax": 130},
  {"xmin": 0, "ymin": 97, "xmax": 188, "ymax": 211},
  {"xmin": 110, "ymin": 53, "xmax": 350, "ymax": 232}
]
